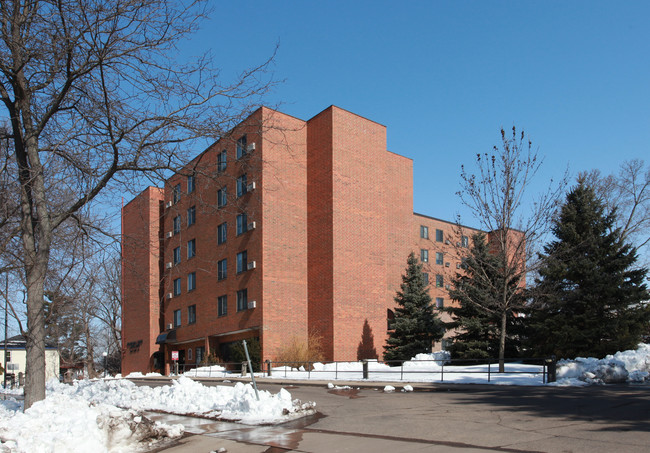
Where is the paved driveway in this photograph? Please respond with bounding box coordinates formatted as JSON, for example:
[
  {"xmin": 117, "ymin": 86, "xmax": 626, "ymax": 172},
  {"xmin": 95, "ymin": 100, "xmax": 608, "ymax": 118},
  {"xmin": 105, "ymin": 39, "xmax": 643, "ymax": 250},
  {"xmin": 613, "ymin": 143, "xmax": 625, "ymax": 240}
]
[{"xmin": 143, "ymin": 380, "xmax": 650, "ymax": 452}]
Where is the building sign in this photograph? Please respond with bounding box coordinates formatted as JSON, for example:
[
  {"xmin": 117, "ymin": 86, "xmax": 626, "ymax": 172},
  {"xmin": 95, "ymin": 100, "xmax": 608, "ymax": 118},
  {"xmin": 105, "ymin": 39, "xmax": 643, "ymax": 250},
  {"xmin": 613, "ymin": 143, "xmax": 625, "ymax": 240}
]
[{"xmin": 171, "ymin": 351, "xmax": 179, "ymax": 361}]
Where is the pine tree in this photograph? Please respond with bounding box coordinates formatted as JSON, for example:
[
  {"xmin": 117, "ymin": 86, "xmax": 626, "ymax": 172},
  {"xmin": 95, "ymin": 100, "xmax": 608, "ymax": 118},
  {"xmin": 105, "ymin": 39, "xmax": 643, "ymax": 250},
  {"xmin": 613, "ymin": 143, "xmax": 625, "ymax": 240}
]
[
  {"xmin": 528, "ymin": 178, "xmax": 650, "ymax": 358},
  {"xmin": 383, "ymin": 253, "xmax": 445, "ymax": 363},
  {"xmin": 446, "ymin": 233, "xmax": 523, "ymax": 359}
]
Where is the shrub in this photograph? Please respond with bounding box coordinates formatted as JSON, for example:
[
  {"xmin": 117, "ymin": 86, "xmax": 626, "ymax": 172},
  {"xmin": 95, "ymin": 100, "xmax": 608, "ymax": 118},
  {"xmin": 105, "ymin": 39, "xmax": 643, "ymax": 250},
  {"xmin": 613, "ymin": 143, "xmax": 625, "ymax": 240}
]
[{"xmin": 275, "ymin": 332, "xmax": 325, "ymax": 370}]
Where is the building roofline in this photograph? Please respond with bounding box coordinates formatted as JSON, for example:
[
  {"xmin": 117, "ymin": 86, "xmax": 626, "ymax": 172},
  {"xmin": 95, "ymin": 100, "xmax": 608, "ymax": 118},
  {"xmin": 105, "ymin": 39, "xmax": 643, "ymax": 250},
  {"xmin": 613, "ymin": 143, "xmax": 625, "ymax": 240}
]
[
  {"xmin": 413, "ymin": 212, "xmax": 484, "ymax": 233},
  {"xmin": 308, "ymin": 105, "xmax": 387, "ymax": 128}
]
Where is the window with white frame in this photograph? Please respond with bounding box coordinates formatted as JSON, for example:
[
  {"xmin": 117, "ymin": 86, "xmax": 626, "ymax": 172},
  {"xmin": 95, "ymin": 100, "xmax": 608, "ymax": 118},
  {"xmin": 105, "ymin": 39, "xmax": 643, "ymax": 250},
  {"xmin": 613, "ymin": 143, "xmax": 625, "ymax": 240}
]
[
  {"xmin": 236, "ymin": 251, "xmax": 247, "ymax": 273},
  {"xmin": 217, "ymin": 186, "xmax": 227, "ymax": 208},
  {"xmin": 461, "ymin": 235, "xmax": 469, "ymax": 248},
  {"xmin": 218, "ymin": 295, "xmax": 227, "ymax": 316},
  {"xmin": 436, "ymin": 229, "xmax": 443, "ymax": 242},
  {"xmin": 217, "ymin": 259, "xmax": 227, "ymax": 280},
  {"xmin": 236, "ymin": 135, "xmax": 247, "ymax": 159},
  {"xmin": 187, "ymin": 206, "xmax": 195, "ymax": 226},
  {"xmin": 436, "ymin": 252, "xmax": 443, "ymax": 265},
  {"xmin": 188, "ymin": 272, "xmax": 196, "ymax": 292},
  {"xmin": 217, "ymin": 222, "xmax": 227, "ymax": 244},
  {"xmin": 187, "ymin": 239, "xmax": 196, "ymax": 259},
  {"xmin": 188, "ymin": 305, "xmax": 196, "ymax": 324},
  {"xmin": 187, "ymin": 174, "xmax": 195, "ymax": 193},
  {"xmin": 436, "ymin": 274, "xmax": 443, "ymax": 288},
  {"xmin": 420, "ymin": 249, "xmax": 428, "ymax": 263},
  {"xmin": 420, "ymin": 225, "xmax": 429, "ymax": 239},
  {"xmin": 172, "ymin": 184, "xmax": 181, "ymax": 204},
  {"xmin": 218, "ymin": 150, "xmax": 227, "ymax": 172},
  {"xmin": 236, "ymin": 174, "xmax": 247, "ymax": 197},
  {"xmin": 236, "ymin": 213, "xmax": 247, "ymax": 235},
  {"xmin": 236, "ymin": 288, "xmax": 247, "ymax": 311}
]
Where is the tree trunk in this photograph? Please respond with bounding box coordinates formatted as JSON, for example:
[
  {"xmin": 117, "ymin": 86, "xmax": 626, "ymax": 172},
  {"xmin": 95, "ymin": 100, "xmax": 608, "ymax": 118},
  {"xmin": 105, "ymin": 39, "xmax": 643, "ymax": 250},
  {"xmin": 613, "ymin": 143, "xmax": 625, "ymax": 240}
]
[
  {"xmin": 24, "ymin": 264, "xmax": 47, "ymax": 408},
  {"xmin": 499, "ymin": 310, "xmax": 507, "ymax": 373}
]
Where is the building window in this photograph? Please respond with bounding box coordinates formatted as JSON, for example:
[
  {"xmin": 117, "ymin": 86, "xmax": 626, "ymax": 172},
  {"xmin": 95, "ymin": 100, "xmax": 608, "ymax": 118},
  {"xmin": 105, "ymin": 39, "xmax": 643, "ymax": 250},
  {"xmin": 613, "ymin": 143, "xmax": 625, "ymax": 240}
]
[
  {"xmin": 173, "ymin": 184, "xmax": 181, "ymax": 204},
  {"xmin": 196, "ymin": 346, "xmax": 205, "ymax": 364},
  {"xmin": 236, "ymin": 135, "xmax": 247, "ymax": 159},
  {"xmin": 236, "ymin": 251, "xmax": 247, "ymax": 273},
  {"xmin": 187, "ymin": 239, "xmax": 196, "ymax": 259},
  {"xmin": 436, "ymin": 229, "xmax": 443, "ymax": 242},
  {"xmin": 436, "ymin": 252, "xmax": 444, "ymax": 265},
  {"xmin": 187, "ymin": 175, "xmax": 195, "ymax": 193},
  {"xmin": 218, "ymin": 295, "xmax": 227, "ymax": 316},
  {"xmin": 420, "ymin": 225, "xmax": 429, "ymax": 239},
  {"xmin": 237, "ymin": 288, "xmax": 248, "ymax": 311},
  {"xmin": 173, "ymin": 247, "xmax": 181, "ymax": 265},
  {"xmin": 188, "ymin": 304, "xmax": 196, "ymax": 324},
  {"xmin": 173, "ymin": 278, "xmax": 181, "ymax": 296},
  {"xmin": 461, "ymin": 235, "xmax": 469, "ymax": 248},
  {"xmin": 236, "ymin": 174, "xmax": 247, "ymax": 197},
  {"xmin": 217, "ymin": 222, "xmax": 227, "ymax": 245},
  {"xmin": 188, "ymin": 348, "xmax": 192, "ymax": 361},
  {"xmin": 423, "ymin": 272, "xmax": 429, "ymax": 285},
  {"xmin": 217, "ymin": 187, "xmax": 227, "ymax": 208},
  {"xmin": 236, "ymin": 213, "xmax": 247, "ymax": 235},
  {"xmin": 188, "ymin": 272, "xmax": 196, "ymax": 292},
  {"xmin": 436, "ymin": 297, "xmax": 444, "ymax": 309},
  {"xmin": 173, "ymin": 309, "xmax": 181, "ymax": 327},
  {"xmin": 420, "ymin": 249, "xmax": 428, "ymax": 263},
  {"xmin": 187, "ymin": 206, "xmax": 196, "ymax": 226},
  {"xmin": 173, "ymin": 215, "xmax": 181, "ymax": 234},
  {"xmin": 218, "ymin": 149, "xmax": 227, "ymax": 172},
  {"xmin": 217, "ymin": 259, "xmax": 227, "ymax": 281},
  {"xmin": 436, "ymin": 274, "xmax": 443, "ymax": 288}
]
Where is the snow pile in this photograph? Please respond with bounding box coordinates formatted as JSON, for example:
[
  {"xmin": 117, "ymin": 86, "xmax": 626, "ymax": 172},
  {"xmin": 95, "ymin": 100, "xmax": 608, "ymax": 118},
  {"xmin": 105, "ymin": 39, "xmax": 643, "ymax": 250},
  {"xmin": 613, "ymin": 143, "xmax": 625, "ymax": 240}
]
[
  {"xmin": 183, "ymin": 364, "xmax": 228, "ymax": 378},
  {"xmin": 555, "ymin": 344, "xmax": 650, "ymax": 385},
  {"xmin": 55, "ymin": 376, "xmax": 315, "ymax": 424},
  {"xmin": 123, "ymin": 372, "xmax": 163, "ymax": 378},
  {"xmin": 402, "ymin": 385, "xmax": 414, "ymax": 392},
  {"xmin": 0, "ymin": 392, "xmax": 182, "ymax": 452},
  {"xmin": 383, "ymin": 385, "xmax": 395, "ymax": 392}
]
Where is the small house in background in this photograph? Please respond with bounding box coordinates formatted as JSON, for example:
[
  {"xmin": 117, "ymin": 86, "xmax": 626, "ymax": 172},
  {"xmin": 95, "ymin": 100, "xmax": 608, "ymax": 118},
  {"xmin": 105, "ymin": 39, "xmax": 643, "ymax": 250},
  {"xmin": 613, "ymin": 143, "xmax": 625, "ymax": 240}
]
[{"xmin": 0, "ymin": 335, "xmax": 60, "ymax": 385}]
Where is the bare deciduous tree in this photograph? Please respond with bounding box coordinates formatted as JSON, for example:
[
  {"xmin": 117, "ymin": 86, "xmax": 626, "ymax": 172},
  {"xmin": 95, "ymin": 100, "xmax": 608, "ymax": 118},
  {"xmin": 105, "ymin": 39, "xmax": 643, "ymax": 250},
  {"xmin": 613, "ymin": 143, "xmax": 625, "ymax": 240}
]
[
  {"xmin": 582, "ymin": 159, "xmax": 650, "ymax": 266},
  {"xmin": 457, "ymin": 127, "xmax": 566, "ymax": 371},
  {"xmin": 0, "ymin": 0, "xmax": 276, "ymax": 408}
]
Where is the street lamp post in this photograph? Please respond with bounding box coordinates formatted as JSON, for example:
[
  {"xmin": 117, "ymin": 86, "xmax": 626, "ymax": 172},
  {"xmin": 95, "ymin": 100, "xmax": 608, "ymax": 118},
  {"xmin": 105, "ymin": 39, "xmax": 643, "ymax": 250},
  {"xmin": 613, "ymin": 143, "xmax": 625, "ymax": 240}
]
[{"xmin": 102, "ymin": 352, "xmax": 108, "ymax": 378}]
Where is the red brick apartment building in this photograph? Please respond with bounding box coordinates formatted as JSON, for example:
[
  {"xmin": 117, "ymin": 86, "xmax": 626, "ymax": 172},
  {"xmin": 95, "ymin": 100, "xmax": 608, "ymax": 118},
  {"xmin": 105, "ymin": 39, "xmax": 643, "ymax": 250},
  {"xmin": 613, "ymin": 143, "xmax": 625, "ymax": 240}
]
[{"xmin": 121, "ymin": 106, "xmax": 485, "ymax": 375}]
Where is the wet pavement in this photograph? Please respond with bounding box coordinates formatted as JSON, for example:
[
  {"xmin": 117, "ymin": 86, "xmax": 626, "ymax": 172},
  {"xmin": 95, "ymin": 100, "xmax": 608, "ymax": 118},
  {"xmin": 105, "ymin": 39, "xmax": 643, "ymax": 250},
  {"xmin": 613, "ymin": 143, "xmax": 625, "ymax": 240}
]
[{"xmin": 141, "ymin": 379, "xmax": 650, "ymax": 453}]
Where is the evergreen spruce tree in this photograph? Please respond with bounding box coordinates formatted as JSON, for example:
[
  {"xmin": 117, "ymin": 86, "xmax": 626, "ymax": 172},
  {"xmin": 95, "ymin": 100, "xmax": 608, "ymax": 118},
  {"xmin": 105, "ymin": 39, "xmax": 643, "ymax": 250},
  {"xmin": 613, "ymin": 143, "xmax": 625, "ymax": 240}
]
[
  {"xmin": 383, "ymin": 253, "xmax": 445, "ymax": 363},
  {"xmin": 529, "ymin": 178, "xmax": 650, "ymax": 358},
  {"xmin": 446, "ymin": 233, "xmax": 523, "ymax": 359}
]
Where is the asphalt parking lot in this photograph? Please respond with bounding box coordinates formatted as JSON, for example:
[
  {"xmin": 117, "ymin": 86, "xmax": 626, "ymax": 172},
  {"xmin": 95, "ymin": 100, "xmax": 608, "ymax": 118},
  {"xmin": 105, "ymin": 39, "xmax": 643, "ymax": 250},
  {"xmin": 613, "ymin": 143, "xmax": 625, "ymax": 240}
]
[{"xmin": 140, "ymin": 379, "xmax": 650, "ymax": 453}]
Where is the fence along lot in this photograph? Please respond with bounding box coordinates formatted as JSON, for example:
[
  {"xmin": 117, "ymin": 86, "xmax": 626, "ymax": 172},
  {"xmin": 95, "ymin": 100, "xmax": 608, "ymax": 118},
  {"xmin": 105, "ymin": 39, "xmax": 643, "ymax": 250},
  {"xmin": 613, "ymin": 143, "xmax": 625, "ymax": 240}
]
[{"xmin": 179, "ymin": 357, "xmax": 556, "ymax": 384}]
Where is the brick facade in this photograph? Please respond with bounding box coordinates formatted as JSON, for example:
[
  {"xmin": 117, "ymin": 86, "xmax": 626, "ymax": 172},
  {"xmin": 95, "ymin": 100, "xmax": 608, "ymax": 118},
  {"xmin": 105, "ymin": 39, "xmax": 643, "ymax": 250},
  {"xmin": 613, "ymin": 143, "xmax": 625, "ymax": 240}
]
[{"xmin": 121, "ymin": 105, "xmax": 491, "ymax": 374}]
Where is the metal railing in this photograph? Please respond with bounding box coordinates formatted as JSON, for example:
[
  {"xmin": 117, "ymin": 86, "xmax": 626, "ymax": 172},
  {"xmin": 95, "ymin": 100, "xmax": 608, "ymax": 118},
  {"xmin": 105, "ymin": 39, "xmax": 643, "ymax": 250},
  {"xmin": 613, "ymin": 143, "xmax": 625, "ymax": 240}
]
[{"xmin": 175, "ymin": 357, "xmax": 557, "ymax": 384}]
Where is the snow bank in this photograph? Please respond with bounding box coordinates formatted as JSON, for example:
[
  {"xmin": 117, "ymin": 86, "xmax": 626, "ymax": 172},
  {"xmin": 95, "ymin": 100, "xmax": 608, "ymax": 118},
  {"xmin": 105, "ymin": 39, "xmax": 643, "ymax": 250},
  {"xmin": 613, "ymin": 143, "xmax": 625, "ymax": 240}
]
[
  {"xmin": 555, "ymin": 344, "xmax": 650, "ymax": 385},
  {"xmin": 183, "ymin": 364, "xmax": 227, "ymax": 378},
  {"xmin": 0, "ymin": 376, "xmax": 315, "ymax": 451},
  {"xmin": 0, "ymin": 392, "xmax": 182, "ymax": 453},
  {"xmin": 54, "ymin": 376, "xmax": 314, "ymax": 424}
]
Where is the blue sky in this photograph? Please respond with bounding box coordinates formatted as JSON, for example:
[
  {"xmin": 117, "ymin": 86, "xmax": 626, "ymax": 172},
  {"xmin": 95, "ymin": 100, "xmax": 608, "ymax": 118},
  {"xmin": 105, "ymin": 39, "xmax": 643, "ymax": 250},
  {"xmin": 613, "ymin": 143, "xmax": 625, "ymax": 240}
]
[{"xmin": 178, "ymin": 1, "xmax": 650, "ymax": 226}]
